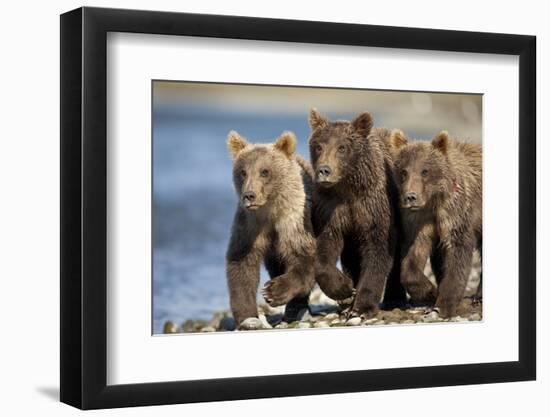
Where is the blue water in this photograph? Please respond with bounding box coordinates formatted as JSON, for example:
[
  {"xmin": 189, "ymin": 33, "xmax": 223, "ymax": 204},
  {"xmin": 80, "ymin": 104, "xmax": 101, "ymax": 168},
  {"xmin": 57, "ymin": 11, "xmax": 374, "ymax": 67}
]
[{"xmin": 152, "ymin": 106, "xmax": 315, "ymax": 333}]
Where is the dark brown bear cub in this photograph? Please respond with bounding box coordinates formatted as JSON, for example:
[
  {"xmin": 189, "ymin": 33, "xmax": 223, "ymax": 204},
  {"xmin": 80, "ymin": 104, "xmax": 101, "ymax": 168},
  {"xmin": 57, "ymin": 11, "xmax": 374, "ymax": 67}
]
[
  {"xmin": 390, "ymin": 129, "xmax": 482, "ymax": 317},
  {"xmin": 226, "ymin": 130, "xmax": 316, "ymax": 326},
  {"xmin": 308, "ymin": 109, "xmax": 406, "ymax": 319}
]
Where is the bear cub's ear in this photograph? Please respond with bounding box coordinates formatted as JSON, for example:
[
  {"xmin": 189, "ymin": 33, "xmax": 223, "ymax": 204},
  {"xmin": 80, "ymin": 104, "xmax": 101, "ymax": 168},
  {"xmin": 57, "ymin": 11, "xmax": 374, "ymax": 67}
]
[
  {"xmin": 227, "ymin": 131, "xmax": 249, "ymax": 160},
  {"xmin": 432, "ymin": 131, "xmax": 450, "ymax": 155},
  {"xmin": 389, "ymin": 129, "xmax": 408, "ymax": 150},
  {"xmin": 351, "ymin": 111, "xmax": 374, "ymax": 138},
  {"xmin": 309, "ymin": 108, "xmax": 329, "ymax": 130},
  {"xmin": 274, "ymin": 131, "xmax": 297, "ymax": 158}
]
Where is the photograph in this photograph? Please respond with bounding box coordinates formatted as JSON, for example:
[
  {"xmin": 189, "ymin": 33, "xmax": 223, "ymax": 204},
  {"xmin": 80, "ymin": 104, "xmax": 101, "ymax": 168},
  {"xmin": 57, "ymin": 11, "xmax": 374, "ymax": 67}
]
[{"xmin": 152, "ymin": 81, "xmax": 483, "ymax": 334}]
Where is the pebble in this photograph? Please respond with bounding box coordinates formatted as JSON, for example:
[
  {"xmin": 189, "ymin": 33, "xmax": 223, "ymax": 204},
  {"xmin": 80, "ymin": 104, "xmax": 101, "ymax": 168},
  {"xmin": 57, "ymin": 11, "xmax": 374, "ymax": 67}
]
[
  {"xmin": 309, "ymin": 304, "xmax": 340, "ymax": 316},
  {"xmin": 324, "ymin": 313, "xmax": 339, "ymax": 321},
  {"xmin": 258, "ymin": 314, "xmax": 273, "ymax": 329},
  {"xmin": 182, "ymin": 319, "xmax": 209, "ymax": 333},
  {"xmin": 469, "ymin": 313, "xmax": 482, "ymax": 321},
  {"xmin": 163, "ymin": 321, "xmax": 179, "ymax": 334},
  {"xmin": 373, "ymin": 320, "xmax": 386, "ymax": 325},
  {"xmin": 201, "ymin": 326, "xmax": 216, "ymax": 332},
  {"xmin": 210, "ymin": 311, "xmax": 225, "ymax": 328},
  {"xmin": 313, "ymin": 321, "xmax": 330, "ymax": 328},
  {"xmin": 299, "ymin": 310, "xmax": 313, "ymax": 322},
  {"xmin": 346, "ymin": 317, "xmax": 362, "ymax": 326},
  {"xmin": 298, "ymin": 322, "xmax": 312, "ymax": 329},
  {"xmin": 218, "ymin": 316, "xmax": 236, "ymax": 331},
  {"xmin": 330, "ymin": 318, "xmax": 342, "ymax": 325},
  {"xmin": 422, "ymin": 311, "xmax": 440, "ymax": 323},
  {"xmin": 257, "ymin": 303, "xmax": 284, "ymax": 316},
  {"xmin": 402, "ymin": 320, "xmax": 415, "ymax": 324},
  {"xmin": 364, "ymin": 318, "xmax": 379, "ymax": 325},
  {"xmin": 450, "ymin": 316, "xmax": 468, "ymax": 322},
  {"xmin": 239, "ymin": 317, "xmax": 265, "ymax": 330},
  {"xmin": 266, "ymin": 314, "xmax": 283, "ymax": 326},
  {"xmin": 182, "ymin": 320, "xmax": 195, "ymax": 332},
  {"xmin": 275, "ymin": 322, "xmax": 289, "ymax": 329}
]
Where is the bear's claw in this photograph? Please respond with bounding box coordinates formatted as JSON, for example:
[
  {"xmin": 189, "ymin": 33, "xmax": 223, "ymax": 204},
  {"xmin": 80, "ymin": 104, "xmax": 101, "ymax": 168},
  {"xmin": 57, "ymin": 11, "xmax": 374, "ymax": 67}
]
[{"xmin": 262, "ymin": 276, "xmax": 294, "ymax": 307}]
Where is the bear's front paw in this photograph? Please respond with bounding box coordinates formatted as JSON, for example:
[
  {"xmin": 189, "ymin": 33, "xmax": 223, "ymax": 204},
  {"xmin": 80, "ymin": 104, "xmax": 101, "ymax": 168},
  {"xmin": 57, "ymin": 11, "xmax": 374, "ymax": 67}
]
[
  {"xmin": 342, "ymin": 305, "xmax": 377, "ymax": 320},
  {"xmin": 347, "ymin": 300, "xmax": 379, "ymax": 320},
  {"xmin": 434, "ymin": 303, "xmax": 457, "ymax": 319},
  {"xmin": 261, "ymin": 276, "xmax": 295, "ymax": 307},
  {"xmin": 320, "ymin": 277, "xmax": 356, "ymax": 302},
  {"xmin": 342, "ymin": 307, "xmax": 360, "ymax": 320}
]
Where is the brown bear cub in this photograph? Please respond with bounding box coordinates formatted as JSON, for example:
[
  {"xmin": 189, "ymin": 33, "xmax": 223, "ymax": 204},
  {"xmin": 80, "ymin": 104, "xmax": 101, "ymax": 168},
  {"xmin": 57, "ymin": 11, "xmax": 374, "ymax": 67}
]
[
  {"xmin": 390, "ymin": 129, "xmax": 482, "ymax": 317},
  {"xmin": 308, "ymin": 109, "xmax": 406, "ymax": 319},
  {"xmin": 226, "ymin": 130, "xmax": 316, "ymax": 326}
]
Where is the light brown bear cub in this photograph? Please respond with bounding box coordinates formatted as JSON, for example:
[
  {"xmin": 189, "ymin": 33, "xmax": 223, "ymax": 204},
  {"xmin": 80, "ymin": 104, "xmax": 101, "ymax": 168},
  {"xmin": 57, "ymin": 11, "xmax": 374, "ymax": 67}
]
[
  {"xmin": 390, "ymin": 129, "xmax": 482, "ymax": 318},
  {"xmin": 226, "ymin": 130, "xmax": 316, "ymax": 326}
]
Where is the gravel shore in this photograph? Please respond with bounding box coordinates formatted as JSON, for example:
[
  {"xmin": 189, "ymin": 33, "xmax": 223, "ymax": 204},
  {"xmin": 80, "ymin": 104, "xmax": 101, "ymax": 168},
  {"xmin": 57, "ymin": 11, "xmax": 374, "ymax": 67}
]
[{"xmin": 163, "ymin": 288, "xmax": 482, "ymax": 334}]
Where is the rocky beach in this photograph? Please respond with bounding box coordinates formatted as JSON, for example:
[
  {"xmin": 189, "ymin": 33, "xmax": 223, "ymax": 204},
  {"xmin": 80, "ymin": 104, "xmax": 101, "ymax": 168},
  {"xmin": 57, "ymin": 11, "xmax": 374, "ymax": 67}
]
[{"xmin": 163, "ymin": 290, "xmax": 482, "ymax": 334}]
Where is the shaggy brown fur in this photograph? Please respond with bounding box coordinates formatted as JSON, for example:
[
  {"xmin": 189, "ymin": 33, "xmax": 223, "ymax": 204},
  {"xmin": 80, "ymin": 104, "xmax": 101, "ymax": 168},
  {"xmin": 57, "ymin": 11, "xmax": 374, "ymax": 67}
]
[
  {"xmin": 391, "ymin": 129, "xmax": 482, "ymax": 317},
  {"xmin": 226, "ymin": 131, "xmax": 316, "ymax": 325},
  {"xmin": 308, "ymin": 109, "xmax": 406, "ymax": 318}
]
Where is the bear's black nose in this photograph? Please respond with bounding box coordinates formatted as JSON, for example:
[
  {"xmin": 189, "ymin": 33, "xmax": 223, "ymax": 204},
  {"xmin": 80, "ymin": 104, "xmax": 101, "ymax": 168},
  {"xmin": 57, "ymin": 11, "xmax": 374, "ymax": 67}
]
[
  {"xmin": 404, "ymin": 192, "xmax": 418, "ymax": 204},
  {"xmin": 317, "ymin": 165, "xmax": 332, "ymax": 177},
  {"xmin": 242, "ymin": 191, "xmax": 256, "ymax": 203}
]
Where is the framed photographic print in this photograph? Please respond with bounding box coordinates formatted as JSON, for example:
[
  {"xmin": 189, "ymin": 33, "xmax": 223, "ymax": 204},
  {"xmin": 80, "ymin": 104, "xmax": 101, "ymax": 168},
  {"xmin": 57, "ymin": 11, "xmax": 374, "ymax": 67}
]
[{"xmin": 60, "ymin": 6, "xmax": 536, "ymax": 410}]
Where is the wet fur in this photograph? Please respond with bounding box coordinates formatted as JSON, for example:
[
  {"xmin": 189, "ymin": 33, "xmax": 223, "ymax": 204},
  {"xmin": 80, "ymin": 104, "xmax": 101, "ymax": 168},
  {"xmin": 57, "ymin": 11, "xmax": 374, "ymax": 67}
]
[
  {"xmin": 308, "ymin": 110, "xmax": 407, "ymax": 318},
  {"xmin": 392, "ymin": 131, "xmax": 482, "ymax": 317},
  {"xmin": 226, "ymin": 132, "xmax": 316, "ymax": 324}
]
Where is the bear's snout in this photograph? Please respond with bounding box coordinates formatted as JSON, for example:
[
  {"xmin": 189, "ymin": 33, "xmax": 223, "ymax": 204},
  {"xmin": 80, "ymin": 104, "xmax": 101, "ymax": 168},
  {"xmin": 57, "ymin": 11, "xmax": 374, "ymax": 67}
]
[
  {"xmin": 242, "ymin": 191, "xmax": 257, "ymax": 207},
  {"xmin": 316, "ymin": 165, "xmax": 334, "ymax": 184},
  {"xmin": 403, "ymin": 192, "xmax": 418, "ymax": 205},
  {"xmin": 401, "ymin": 191, "xmax": 425, "ymax": 210}
]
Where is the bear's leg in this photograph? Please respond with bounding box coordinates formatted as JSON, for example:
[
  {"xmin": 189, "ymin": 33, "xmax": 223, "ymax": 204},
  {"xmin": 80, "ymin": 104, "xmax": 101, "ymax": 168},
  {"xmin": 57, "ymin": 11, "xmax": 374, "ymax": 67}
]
[
  {"xmin": 227, "ymin": 255, "xmax": 261, "ymax": 325},
  {"xmin": 473, "ymin": 244, "xmax": 482, "ymax": 304},
  {"xmin": 430, "ymin": 248, "xmax": 444, "ymax": 284},
  {"xmin": 435, "ymin": 238, "xmax": 475, "ymax": 318},
  {"xmin": 283, "ymin": 296, "xmax": 310, "ymax": 322},
  {"xmin": 314, "ymin": 231, "xmax": 355, "ymax": 301},
  {"xmin": 474, "ymin": 274, "xmax": 482, "ymax": 302},
  {"xmin": 348, "ymin": 239, "xmax": 393, "ymax": 318},
  {"xmin": 264, "ymin": 251, "xmax": 285, "ymax": 278},
  {"xmin": 401, "ymin": 237, "xmax": 438, "ymax": 304},
  {"xmin": 382, "ymin": 243, "xmax": 408, "ymax": 309},
  {"xmin": 263, "ymin": 252, "xmax": 311, "ymax": 321}
]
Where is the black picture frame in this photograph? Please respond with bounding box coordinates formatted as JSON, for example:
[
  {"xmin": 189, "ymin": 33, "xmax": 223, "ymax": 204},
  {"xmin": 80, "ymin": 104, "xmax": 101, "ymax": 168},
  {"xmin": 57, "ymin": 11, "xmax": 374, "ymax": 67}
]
[{"xmin": 60, "ymin": 6, "xmax": 536, "ymax": 410}]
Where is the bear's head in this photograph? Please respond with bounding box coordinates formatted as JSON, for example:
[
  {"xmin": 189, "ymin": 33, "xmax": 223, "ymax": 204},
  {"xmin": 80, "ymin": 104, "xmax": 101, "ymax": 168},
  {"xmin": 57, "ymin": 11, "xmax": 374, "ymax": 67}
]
[
  {"xmin": 391, "ymin": 129, "xmax": 453, "ymax": 211},
  {"xmin": 227, "ymin": 130, "xmax": 297, "ymax": 211},
  {"xmin": 308, "ymin": 109, "xmax": 373, "ymax": 188}
]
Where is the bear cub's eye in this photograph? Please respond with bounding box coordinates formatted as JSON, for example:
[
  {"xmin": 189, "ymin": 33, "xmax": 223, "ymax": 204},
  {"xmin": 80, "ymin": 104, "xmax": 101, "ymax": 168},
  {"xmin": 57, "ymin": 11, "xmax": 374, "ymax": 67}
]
[
  {"xmin": 260, "ymin": 169, "xmax": 270, "ymax": 178},
  {"xmin": 421, "ymin": 169, "xmax": 429, "ymax": 177},
  {"xmin": 401, "ymin": 169, "xmax": 408, "ymax": 178},
  {"xmin": 240, "ymin": 169, "xmax": 247, "ymax": 178},
  {"xmin": 337, "ymin": 145, "xmax": 346, "ymax": 154},
  {"xmin": 314, "ymin": 144, "xmax": 322, "ymax": 153}
]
